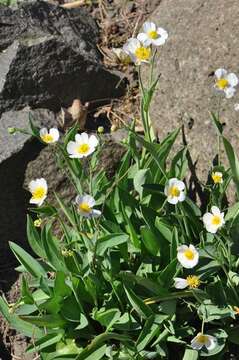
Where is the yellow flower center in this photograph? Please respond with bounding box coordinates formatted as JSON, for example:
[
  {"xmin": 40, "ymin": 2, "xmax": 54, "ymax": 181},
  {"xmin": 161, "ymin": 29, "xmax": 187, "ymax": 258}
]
[
  {"xmin": 135, "ymin": 46, "xmax": 151, "ymax": 61},
  {"xmin": 77, "ymin": 143, "xmax": 90, "ymax": 154},
  {"xmin": 196, "ymin": 334, "xmax": 207, "ymax": 344},
  {"xmin": 148, "ymin": 30, "xmax": 158, "ymax": 39},
  {"xmin": 79, "ymin": 202, "xmax": 91, "ymax": 213},
  {"xmin": 32, "ymin": 187, "xmax": 46, "ymax": 200},
  {"xmin": 216, "ymin": 78, "xmax": 229, "ymax": 90},
  {"xmin": 169, "ymin": 186, "xmax": 180, "ymax": 197},
  {"xmin": 186, "ymin": 275, "xmax": 200, "ymax": 288},
  {"xmin": 41, "ymin": 134, "xmax": 54, "ymax": 143},
  {"xmin": 211, "ymin": 215, "xmax": 221, "ymax": 226},
  {"xmin": 184, "ymin": 249, "xmax": 195, "ymax": 260},
  {"xmin": 212, "ymin": 172, "xmax": 222, "ymax": 184}
]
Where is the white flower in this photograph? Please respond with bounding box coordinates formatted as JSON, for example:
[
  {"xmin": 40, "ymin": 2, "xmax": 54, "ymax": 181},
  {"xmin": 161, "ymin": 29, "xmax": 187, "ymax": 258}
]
[
  {"xmin": 75, "ymin": 194, "xmax": 101, "ymax": 218},
  {"xmin": 137, "ymin": 21, "xmax": 168, "ymax": 47},
  {"xmin": 211, "ymin": 171, "xmax": 223, "ymax": 184},
  {"xmin": 177, "ymin": 245, "xmax": 199, "ymax": 269},
  {"xmin": 67, "ymin": 132, "xmax": 98, "ymax": 158},
  {"xmin": 164, "ymin": 178, "xmax": 186, "ymax": 205},
  {"xmin": 28, "ymin": 178, "xmax": 48, "ymax": 206},
  {"xmin": 214, "ymin": 68, "xmax": 238, "ymax": 98},
  {"xmin": 123, "ymin": 38, "xmax": 151, "ymax": 65},
  {"xmin": 40, "ymin": 128, "xmax": 60, "ymax": 144},
  {"xmin": 203, "ymin": 206, "xmax": 225, "ymax": 234},
  {"xmin": 174, "ymin": 275, "xmax": 200, "ymax": 289},
  {"xmin": 191, "ymin": 333, "xmax": 217, "ymax": 351},
  {"xmin": 234, "ymin": 103, "xmax": 239, "ymax": 111}
]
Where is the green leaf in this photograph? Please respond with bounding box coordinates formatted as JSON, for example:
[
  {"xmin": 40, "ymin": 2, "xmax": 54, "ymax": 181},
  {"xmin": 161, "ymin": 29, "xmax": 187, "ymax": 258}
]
[
  {"xmin": 225, "ymin": 202, "xmax": 239, "ymax": 222},
  {"xmin": 41, "ymin": 225, "xmax": 66, "ymax": 272},
  {"xmin": 9, "ymin": 242, "xmax": 46, "ymax": 278},
  {"xmin": 140, "ymin": 226, "xmax": 160, "ymax": 256},
  {"xmin": 0, "ymin": 297, "xmax": 43, "ymax": 338},
  {"xmin": 223, "ymin": 136, "xmax": 239, "ymax": 198},
  {"xmin": 96, "ymin": 233, "xmax": 129, "ymax": 256},
  {"xmin": 198, "ymin": 300, "xmax": 233, "ymax": 322},
  {"xmin": 124, "ymin": 286, "xmax": 153, "ymax": 319},
  {"xmin": 158, "ymin": 259, "xmax": 177, "ymax": 288},
  {"xmin": 54, "ymin": 272, "xmax": 72, "ymax": 298},
  {"xmin": 55, "ymin": 193, "xmax": 76, "ymax": 227},
  {"xmin": 210, "ymin": 112, "xmax": 223, "ymax": 135},
  {"xmin": 170, "ymin": 227, "xmax": 178, "ymax": 261},
  {"xmin": 61, "ymin": 296, "xmax": 86, "ymax": 324},
  {"xmin": 183, "ymin": 349, "xmax": 198, "ymax": 360},
  {"xmin": 227, "ymin": 325, "xmax": 239, "ymax": 345},
  {"xmin": 136, "ymin": 315, "xmax": 159, "ymax": 352},
  {"xmin": 26, "ymin": 332, "xmax": 63, "ymax": 353},
  {"xmin": 27, "ymin": 215, "xmax": 45, "ymax": 258},
  {"xmin": 28, "ymin": 112, "xmax": 40, "ymax": 137},
  {"xmin": 93, "ymin": 308, "xmax": 121, "ymax": 330},
  {"xmin": 21, "ymin": 276, "xmax": 34, "ymax": 305},
  {"xmin": 77, "ymin": 344, "xmax": 106, "ymax": 360},
  {"xmin": 20, "ymin": 314, "xmax": 66, "ymax": 328},
  {"xmin": 134, "ymin": 169, "xmax": 149, "ymax": 198}
]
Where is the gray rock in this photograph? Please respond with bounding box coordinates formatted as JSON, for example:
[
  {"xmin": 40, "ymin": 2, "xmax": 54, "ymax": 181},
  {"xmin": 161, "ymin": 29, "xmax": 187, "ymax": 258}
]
[
  {"xmin": 143, "ymin": 0, "xmax": 239, "ymax": 182},
  {"xmin": 0, "ymin": 1, "xmax": 125, "ymax": 115},
  {"xmin": 0, "ymin": 108, "xmax": 57, "ymax": 275}
]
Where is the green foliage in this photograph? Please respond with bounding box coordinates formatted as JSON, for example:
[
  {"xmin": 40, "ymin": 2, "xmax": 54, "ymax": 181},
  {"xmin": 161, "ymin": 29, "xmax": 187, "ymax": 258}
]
[{"xmin": 2, "ymin": 49, "xmax": 239, "ymax": 360}]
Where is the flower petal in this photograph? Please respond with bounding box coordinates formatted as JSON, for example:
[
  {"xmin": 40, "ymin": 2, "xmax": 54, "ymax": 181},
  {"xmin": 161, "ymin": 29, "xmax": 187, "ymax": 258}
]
[
  {"xmin": 226, "ymin": 73, "xmax": 238, "ymax": 87},
  {"xmin": 49, "ymin": 128, "xmax": 60, "ymax": 141},
  {"xmin": 39, "ymin": 128, "xmax": 48, "ymax": 137},
  {"xmin": 67, "ymin": 141, "xmax": 77, "ymax": 155},
  {"xmin": 215, "ymin": 68, "xmax": 227, "ymax": 79},
  {"xmin": 225, "ymin": 86, "xmax": 236, "ymax": 98},
  {"xmin": 143, "ymin": 21, "xmax": 156, "ymax": 33},
  {"xmin": 174, "ymin": 278, "xmax": 188, "ymax": 289}
]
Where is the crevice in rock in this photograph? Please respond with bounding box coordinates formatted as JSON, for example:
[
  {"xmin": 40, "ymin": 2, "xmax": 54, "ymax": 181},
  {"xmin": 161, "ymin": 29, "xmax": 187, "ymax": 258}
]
[{"xmin": 0, "ymin": 138, "xmax": 44, "ymax": 293}]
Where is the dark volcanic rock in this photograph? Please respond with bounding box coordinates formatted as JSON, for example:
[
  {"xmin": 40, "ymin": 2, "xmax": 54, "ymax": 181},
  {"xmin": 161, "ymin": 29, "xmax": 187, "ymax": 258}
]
[
  {"xmin": 0, "ymin": 1, "xmax": 125, "ymax": 115},
  {"xmin": 0, "ymin": 108, "xmax": 57, "ymax": 275}
]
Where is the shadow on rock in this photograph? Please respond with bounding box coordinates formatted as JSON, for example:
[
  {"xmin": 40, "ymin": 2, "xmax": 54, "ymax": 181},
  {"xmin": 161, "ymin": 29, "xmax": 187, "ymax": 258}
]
[{"xmin": 0, "ymin": 139, "xmax": 43, "ymax": 293}]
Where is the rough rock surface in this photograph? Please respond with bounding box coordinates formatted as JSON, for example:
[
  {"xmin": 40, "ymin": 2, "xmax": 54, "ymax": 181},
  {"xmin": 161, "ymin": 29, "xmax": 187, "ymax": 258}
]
[
  {"xmin": 0, "ymin": 108, "xmax": 57, "ymax": 275},
  {"xmin": 0, "ymin": 1, "xmax": 125, "ymax": 115},
  {"xmin": 144, "ymin": 0, "xmax": 239, "ymax": 183}
]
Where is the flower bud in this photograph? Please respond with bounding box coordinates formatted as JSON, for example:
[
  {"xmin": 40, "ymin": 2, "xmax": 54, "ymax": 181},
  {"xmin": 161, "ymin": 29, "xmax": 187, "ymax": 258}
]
[
  {"xmin": 110, "ymin": 124, "xmax": 117, "ymax": 132},
  {"xmin": 97, "ymin": 126, "xmax": 104, "ymax": 134},
  {"xmin": 8, "ymin": 127, "xmax": 17, "ymax": 135}
]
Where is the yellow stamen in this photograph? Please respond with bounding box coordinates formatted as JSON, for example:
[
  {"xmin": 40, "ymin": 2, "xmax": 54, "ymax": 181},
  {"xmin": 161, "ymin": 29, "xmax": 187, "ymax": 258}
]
[
  {"xmin": 184, "ymin": 249, "xmax": 195, "ymax": 260},
  {"xmin": 32, "ymin": 187, "xmax": 46, "ymax": 200},
  {"xmin": 135, "ymin": 47, "xmax": 151, "ymax": 61},
  {"xmin": 186, "ymin": 275, "xmax": 200, "ymax": 288},
  {"xmin": 169, "ymin": 186, "xmax": 180, "ymax": 197},
  {"xmin": 79, "ymin": 202, "xmax": 91, "ymax": 213},
  {"xmin": 212, "ymin": 172, "xmax": 222, "ymax": 184},
  {"xmin": 196, "ymin": 334, "xmax": 207, "ymax": 344},
  {"xmin": 41, "ymin": 134, "xmax": 54, "ymax": 143},
  {"xmin": 77, "ymin": 143, "xmax": 90, "ymax": 155},
  {"xmin": 211, "ymin": 215, "xmax": 221, "ymax": 226},
  {"xmin": 216, "ymin": 78, "xmax": 229, "ymax": 90},
  {"xmin": 148, "ymin": 30, "xmax": 158, "ymax": 39}
]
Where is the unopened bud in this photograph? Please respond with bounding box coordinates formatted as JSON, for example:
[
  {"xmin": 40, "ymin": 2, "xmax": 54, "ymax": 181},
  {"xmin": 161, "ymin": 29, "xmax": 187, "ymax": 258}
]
[
  {"xmin": 34, "ymin": 219, "xmax": 42, "ymax": 227},
  {"xmin": 8, "ymin": 127, "xmax": 17, "ymax": 135},
  {"xmin": 97, "ymin": 126, "xmax": 104, "ymax": 134},
  {"xmin": 110, "ymin": 124, "xmax": 117, "ymax": 132}
]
